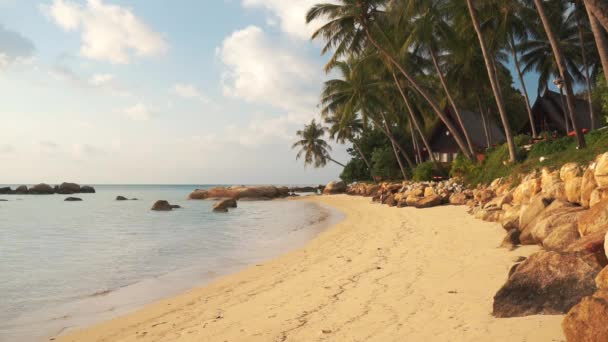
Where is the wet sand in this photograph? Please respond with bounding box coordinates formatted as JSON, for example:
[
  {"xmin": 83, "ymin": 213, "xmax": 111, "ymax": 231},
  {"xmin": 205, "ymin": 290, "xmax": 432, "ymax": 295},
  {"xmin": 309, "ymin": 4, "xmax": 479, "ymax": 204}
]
[{"xmin": 56, "ymin": 195, "xmax": 564, "ymax": 342}]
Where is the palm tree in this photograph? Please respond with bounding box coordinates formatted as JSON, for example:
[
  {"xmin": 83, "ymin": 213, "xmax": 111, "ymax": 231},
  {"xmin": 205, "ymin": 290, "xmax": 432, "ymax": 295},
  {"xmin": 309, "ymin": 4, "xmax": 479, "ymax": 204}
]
[
  {"xmin": 573, "ymin": 1, "xmax": 596, "ymax": 129},
  {"xmin": 306, "ymin": 0, "xmax": 475, "ymax": 161},
  {"xmin": 293, "ymin": 119, "xmax": 345, "ymax": 168},
  {"xmin": 584, "ymin": 0, "xmax": 608, "ymax": 83},
  {"xmin": 465, "ymin": 0, "xmax": 518, "ymax": 162},
  {"xmin": 404, "ymin": 0, "xmax": 475, "ymax": 156},
  {"xmin": 533, "ymin": 0, "xmax": 586, "ymax": 148},
  {"xmin": 325, "ymin": 114, "xmax": 374, "ymax": 175},
  {"xmin": 584, "ymin": 0, "xmax": 608, "ymax": 32}
]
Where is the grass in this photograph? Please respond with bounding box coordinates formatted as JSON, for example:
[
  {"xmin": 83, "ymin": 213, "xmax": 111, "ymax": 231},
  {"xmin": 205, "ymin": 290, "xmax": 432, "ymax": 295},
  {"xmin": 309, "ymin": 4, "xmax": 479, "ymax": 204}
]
[{"xmin": 455, "ymin": 128, "xmax": 608, "ymax": 186}]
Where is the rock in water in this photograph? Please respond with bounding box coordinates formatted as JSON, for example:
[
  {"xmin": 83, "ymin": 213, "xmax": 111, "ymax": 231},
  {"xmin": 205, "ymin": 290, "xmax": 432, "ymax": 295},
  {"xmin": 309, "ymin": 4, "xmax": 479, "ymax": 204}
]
[
  {"xmin": 493, "ymin": 251, "xmax": 600, "ymax": 317},
  {"xmin": 15, "ymin": 185, "xmax": 28, "ymax": 194},
  {"xmin": 116, "ymin": 196, "xmax": 128, "ymax": 201},
  {"xmin": 0, "ymin": 187, "xmax": 12, "ymax": 194},
  {"xmin": 29, "ymin": 183, "xmax": 55, "ymax": 195},
  {"xmin": 64, "ymin": 197, "xmax": 82, "ymax": 201},
  {"xmin": 80, "ymin": 185, "xmax": 96, "ymax": 193},
  {"xmin": 58, "ymin": 182, "xmax": 81, "ymax": 194},
  {"xmin": 323, "ymin": 181, "xmax": 346, "ymax": 195},
  {"xmin": 213, "ymin": 199, "xmax": 237, "ymax": 212},
  {"xmin": 151, "ymin": 200, "xmax": 173, "ymax": 211}
]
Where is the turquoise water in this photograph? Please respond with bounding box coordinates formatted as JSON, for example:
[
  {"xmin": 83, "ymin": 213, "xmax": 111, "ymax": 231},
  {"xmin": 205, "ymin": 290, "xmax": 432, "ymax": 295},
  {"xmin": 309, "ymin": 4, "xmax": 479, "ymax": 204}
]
[{"xmin": 0, "ymin": 185, "xmax": 336, "ymax": 341}]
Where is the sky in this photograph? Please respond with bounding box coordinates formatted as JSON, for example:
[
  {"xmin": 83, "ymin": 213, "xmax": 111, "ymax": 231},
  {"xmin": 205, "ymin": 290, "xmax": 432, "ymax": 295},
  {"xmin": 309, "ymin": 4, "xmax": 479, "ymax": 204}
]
[{"xmin": 0, "ymin": 0, "xmax": 350, "ymax": 184}]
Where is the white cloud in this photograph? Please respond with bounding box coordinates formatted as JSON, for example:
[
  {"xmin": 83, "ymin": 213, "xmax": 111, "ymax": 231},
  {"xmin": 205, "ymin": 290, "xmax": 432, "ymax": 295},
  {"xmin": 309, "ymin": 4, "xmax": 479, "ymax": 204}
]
[
  {"xmin": 89, "ymin": 73, "xmax": 114, "ymax": 86},
  {"xmin": 172, "ymin": 83, "xmax": 209, "ymax": 103},
  {"xmin": 241, "ymin": 0, "xmax": 331, "ymax": 40},
  {"xmin": 0, "ymin": 24, "xmax": 35, "ymax": 69},
  {"xmin": 71, "ymin": 143, "xmax": 105, "ymax": 159},
  {"xmin": 122, "ymin": 103, "xmax": 153, "ymax": 121},
  {"xmin": 218, "ymin": 26, "xmax": 320, "ymax": 113},
  {"xmin": 45, "ymin": 0, "xmax": 168, "ymax": 64}
]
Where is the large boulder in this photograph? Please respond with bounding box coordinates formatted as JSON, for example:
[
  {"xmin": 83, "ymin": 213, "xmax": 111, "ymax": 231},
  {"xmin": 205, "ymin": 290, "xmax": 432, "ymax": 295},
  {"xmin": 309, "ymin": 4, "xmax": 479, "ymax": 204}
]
[
  {"xmin": 564, "ymin": 177, "xmax": 582, "ymax": 204},
  {"xmin": 500, "ymin": 204, "xmax": 522, "ymax": 230},
  {"xmin": 0, "ymin": 187, "xmax": 12, "ymax": 194},
  {"xmin": 414, "ymin": 194, "xmax": 443, "ymax": 209},
  {"xmin": 80, "ymin": 185, "xmax": 96, "ymax": 193},
  {"xmin": 594, "ymin": 153, "xmax": 608, "ymax": 187},
  {"xmin": 212, "ymin": 199, "xmax": 237, "ymax": 212},
  {"xmin": 518, "ymin": 194, "xmax": 552, "ymax": 243},
  {"xmin": 189, "ymin": 186, "xmax": 288, "ymax": 200},
  {"xmin": 513, "ymin": 175, "xmax": 541, "ymax": 204},
  {"xmin": 543, "ymin": 223, "xmax": 581, "ymax": 251},
  {"xmin": 578, "ymin": 199, "xmax": 608, "ymax": 237},
  {"xmin": 473, "ymin": 188, "xmax": 495, "ymax": 206},
  {"xmin": 581, "ymin": 166, "xmax": 598, "ymax": 207},
  {"xmin": 590, "ymin": 187, "xmax": 608, "ymax": 207},
  {"xmin": 529, "ymin": 203, "xmax": 585, "ymax": 244},
  {"xmin": 151, "ymin": 200, "xmax": 173, "ymax": 211},
  {"xmin": 449, "ymin": 193, "xmax": 468, "ymax": 205},
  {"xmin": 323, "ymin": 181, "xmax": 347, "ymax": 195},
  {"xmin": 29, "ymin": 183, "xmax": 55, "ymax": 195},
  {"xmin": 500, "ymin": 229, "xmax": 521, "ymax": 250},
  {"xmin": 15, "ymin": 185, "xmax": 28, "ymax": 194},
  {"xmin": 493, "ymin": 251, "xmax": 601, "ymax": 317},
  {"xmin": 562, "ymin": 290, "xmax": 608, "ymax": 342},
  {"xmin": 560, "ymin": 162, "xmax": 582, "ymax": 183},
  {"xmin": 58, "ymin": 182, "xmax": 80, "ymax": 194},
  {"xmin": 483, "ymin": 192, "xmax": 513, "ymax": 210}
]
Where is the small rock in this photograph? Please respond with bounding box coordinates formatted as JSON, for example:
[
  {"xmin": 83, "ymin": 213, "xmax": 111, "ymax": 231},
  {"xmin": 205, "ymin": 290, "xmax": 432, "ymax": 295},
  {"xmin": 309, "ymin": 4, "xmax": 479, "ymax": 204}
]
[
  {"xmin": 151, "ymin": 200, "xmax": 173, "ymax": 211},
  {"xmin": 64, "ymin": 197, "xmax": 82, "ymax": 201},
  {"xmin": 116, "ymin": 196, "xmax": 128, "ymax": 201}
]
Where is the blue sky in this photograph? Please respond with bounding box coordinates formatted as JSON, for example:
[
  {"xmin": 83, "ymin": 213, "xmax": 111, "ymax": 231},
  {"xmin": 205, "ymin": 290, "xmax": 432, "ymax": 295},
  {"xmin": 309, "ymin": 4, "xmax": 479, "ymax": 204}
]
[
  {"xmin": 0, "ymin": 0, "xmax": 350, "ymax": 184},
  {"xmin": 0, "ymin": 0, "xmax": 554, "ymax": 185}
]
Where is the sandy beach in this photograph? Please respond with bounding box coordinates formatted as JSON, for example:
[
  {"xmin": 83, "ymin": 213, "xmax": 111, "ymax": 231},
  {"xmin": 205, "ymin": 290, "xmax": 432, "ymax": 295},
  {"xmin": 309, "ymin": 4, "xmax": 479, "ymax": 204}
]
[{"xmin": 56, "ymin": 195, "xmax": 565, "ymax": 342}]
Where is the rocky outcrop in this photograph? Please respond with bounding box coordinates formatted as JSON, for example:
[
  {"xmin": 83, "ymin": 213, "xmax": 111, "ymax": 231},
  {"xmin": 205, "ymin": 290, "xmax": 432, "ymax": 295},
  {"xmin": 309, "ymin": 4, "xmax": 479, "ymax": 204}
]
[
  {"xmin": 213, "ymin": 199, "xmax": 237, "ymax": 213},
  {"xmin": 0, "ymin": 187, "xmax": 12, "ymax": 194},
  {"xmin": 151, "ymin": 200, "xmax": 175, "ymax": 211},
  {"xmin": 189, "ymin": 186, "xmax": 289, "ymax": 200},
  {"xmin": 58, "ymin": 182, "xmax": 81, "ymax": 194},
  {"xmin": 493, "ymin": 251, "xmax": 601, "ymax": 317},
  {"xmin": 15, "ymin": 185, "xmax": 28, "ymax": 194},
  {"xmin": 323, "ymin": 181, "xmax": 347, "ymax": 195},
  {"xmin": 29, "ymin": 183, "xmax": 55, "ymax": 194},
  {"xmin": 513, "ymin": 174, "xmax": 541, "ymax": 204},
  {"xmin": 80, "ymin": 185, "xmax": 96, "ymax": 193},
  {"xmin": 578, "ymin": 199, "xmax": 608, "ymax": 237}
]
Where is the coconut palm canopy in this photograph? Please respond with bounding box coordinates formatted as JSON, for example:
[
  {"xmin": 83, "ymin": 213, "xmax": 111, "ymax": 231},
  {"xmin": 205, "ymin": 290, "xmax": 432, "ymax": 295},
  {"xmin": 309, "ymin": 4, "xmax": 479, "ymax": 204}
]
[
  {"xmin": 292, "ymin": 119, "xmax": 345, "ymax": 168},
  {"xmin": 294, "ymin": 0, "xmax": 608, "ymax": 182}
]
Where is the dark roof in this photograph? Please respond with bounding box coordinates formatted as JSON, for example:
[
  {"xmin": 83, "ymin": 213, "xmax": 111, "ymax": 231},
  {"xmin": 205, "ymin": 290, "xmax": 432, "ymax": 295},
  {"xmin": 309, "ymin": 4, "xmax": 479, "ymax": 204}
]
[
  {"xmin": 428, "ymin": 108, "xmax": 506, "ymax": 153},
  {"xmin": 527, "ymin": 90, "xmax": 600, "ymax": 134}
]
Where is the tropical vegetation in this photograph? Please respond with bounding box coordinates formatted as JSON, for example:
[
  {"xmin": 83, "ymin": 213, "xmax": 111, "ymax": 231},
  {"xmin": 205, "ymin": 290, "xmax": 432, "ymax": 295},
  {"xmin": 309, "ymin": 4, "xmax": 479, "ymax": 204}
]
[{"xmin": 292, "ymin": 0, "xmax": 608, "ymax": 184}]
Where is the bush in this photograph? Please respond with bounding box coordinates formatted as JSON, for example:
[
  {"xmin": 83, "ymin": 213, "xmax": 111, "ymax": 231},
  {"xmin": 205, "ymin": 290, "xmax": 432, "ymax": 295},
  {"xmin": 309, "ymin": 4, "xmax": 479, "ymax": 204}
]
[
  {"xmin": 528, "ymin": 136, "xmax": 574, "ymax": 160},
  {"xmin": 413, "ymin": 161, "xmax": 449, "ymax": 182},
  {"xmin": 340, "ymin": 159, "xmax": 371, "ymax": 184},
  {"xmin": 371, "ymin": 146, "xmax": 404, "ymax": 180},
  {"xmin": 450, "ymin": 153, "xmax": 478, "ymax": 178}
]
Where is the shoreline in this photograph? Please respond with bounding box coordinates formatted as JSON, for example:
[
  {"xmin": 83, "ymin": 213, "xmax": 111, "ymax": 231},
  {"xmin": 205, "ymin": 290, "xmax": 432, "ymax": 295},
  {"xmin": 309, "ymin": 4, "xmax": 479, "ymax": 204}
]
[
  {"xmin": 2, "ymin": 196, "xmax": 337, "ymax": 342},
  {"xmin": 55, "ymin": 195, "xmax": 564, "ymax": 341}
]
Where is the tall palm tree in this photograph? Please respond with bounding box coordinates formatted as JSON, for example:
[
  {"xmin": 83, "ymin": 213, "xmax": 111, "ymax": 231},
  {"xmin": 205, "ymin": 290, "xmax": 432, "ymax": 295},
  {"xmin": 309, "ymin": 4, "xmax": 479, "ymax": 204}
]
[
  {"xmin": 533, "ymin": 0, "xmax": 586, "ymax": 148},
  {"xmin": 306, "ymin": 0, "xmax": 475, "ymax": 161},
  {"xmin": 465, "ymin": 0, "xmax": 518, "ymax": 162},
  {"xmin": 325, "ymin": 114, "xmax": 373, "ymax": 174},
  {"xmin": 404, "ymin": 0, "xmax": 475, "ymax": 156},
  {"xmin": 293, "ymin": 119, "xmax": 345, "ymax": 168},
  {"xmin": 573, "ymin": 1, "xmax": 596, "ymax": 129},
  {"xmin": 584, "ymin": 0, "xmax": 608, "ymax": 32},
  {"xmin": 584, "ymin": 0, "xmax": 608, "ymax": 83}
]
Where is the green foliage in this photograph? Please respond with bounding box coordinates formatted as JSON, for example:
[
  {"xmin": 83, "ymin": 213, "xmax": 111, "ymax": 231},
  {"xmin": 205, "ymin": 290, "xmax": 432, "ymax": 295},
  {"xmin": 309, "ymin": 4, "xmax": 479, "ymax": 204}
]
[
  {"xmin": 527, "ymin": 135, "xmax": 573, "ymax": 160},
  {"xmin": 593, "ymin": 71, "xmax": 608, "ymax": 121},
  {"xmin": 340, "ymin": 158, "xmax": 371, "ymax": 184},
  {"xmin": 450, "ymin": 153, "xmax": 478, "ymax": 178},
  {"xmin": 412, "ymin": 162, "xmax": 435, "ymax": 182},
  {"xmin": 371, "ymin": 146, "xmax": 403, "ymax": 180}
]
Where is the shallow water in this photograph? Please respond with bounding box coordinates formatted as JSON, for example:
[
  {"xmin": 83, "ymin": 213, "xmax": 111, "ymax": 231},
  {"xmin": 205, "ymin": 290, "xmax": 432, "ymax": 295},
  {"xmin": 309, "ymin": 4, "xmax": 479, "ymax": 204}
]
[{"xmin": 0, "ymin": 185, "xmax": 337, "ymax": 341}]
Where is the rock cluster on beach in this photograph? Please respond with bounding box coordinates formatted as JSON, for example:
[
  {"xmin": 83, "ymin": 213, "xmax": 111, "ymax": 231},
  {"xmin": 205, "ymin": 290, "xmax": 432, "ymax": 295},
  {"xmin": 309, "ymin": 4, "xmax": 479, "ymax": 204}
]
[
  {"xmin": 342, "ymin": 152, "xmax": 608, "ymax": 340},
  {"xmin": 189, "ymin": 186, "xmax": 291, "ymax": 201},
  {"xmin": 0, "ymin": 183, "xmax": 96, "ymax": 195}
]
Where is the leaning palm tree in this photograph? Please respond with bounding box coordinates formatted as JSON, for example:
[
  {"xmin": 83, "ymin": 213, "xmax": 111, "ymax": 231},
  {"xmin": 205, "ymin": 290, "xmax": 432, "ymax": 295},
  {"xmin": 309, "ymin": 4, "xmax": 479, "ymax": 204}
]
[
  {"xmin": 532, "ymin": 0, "xmax": 586, "ymax": 148},
  {"xmin": 583, "ymin": 0, "xmax": 608, "ymax": 83},
  {"xmin": 584, "ymin": 0, "xmax": 608, "ymax": 32},
  {"xmin": 306, "ymin": 0, "xmax": 475, "ymax": 161},
  {"xmin": 465, "ymin": 0, "xmax": 518, "ymax": 162},
  {"xmin": 325, "ymin": 114, "xmax": 374, "ymax": 175},
  {"xmin": 292, "ymin": 119, "xmax": 345, "ymax": 168}
]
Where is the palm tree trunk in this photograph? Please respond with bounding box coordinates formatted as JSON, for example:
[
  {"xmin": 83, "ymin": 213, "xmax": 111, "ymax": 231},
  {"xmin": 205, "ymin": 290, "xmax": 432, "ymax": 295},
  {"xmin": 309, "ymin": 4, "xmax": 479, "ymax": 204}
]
[
  {"xmin": 585, "ymin": 0, "xmax": 608, "ymax": 31},
  {"xmin": 466, "ymin": 0, "xmax": 518, "ymax": 162},
  {"xmin": 369, "ymin": 114, "xmax": 414, "ymax": 174},
  {"xmin": 379, "ymin": 114, "xmax": 415, "ymax": 170},
  {"xmin": 477, "ymin": 96, "xmax": 491, "ymax": 149},
  {"xmin": 328, "ymin": 157, "xmax": 345, "ymax": 168},
  {"xmin": 534, "ymin": 0, "xmax": 586, "ymax": 148},
  {"xmin": 576, "ymin": 5, "xmax": 596, "ymax": 130},
  {"xmin": 362, "ymin": 27, "xmax": 474, "ymax": 161},
  {"xmin": 509, "ymin": 34, "xmax": 538, "ymax": 137},
  {"xmin": 410, "ymin": 120, "xmax": 423, "ymax": 164},
  {"xmin": 353, "ymin": 141, "xmax": 373, "ymax": 177},
  {"xmin": 586, "ymin": 3, "xmax": 608, "ymax": 84},
  {"xmin": 391, "ymin": 71, "xmax": 437, "ymax": 163},
  {"xmin": 430, "ymin": 48, "xmax": 475, "ymax": 156}
]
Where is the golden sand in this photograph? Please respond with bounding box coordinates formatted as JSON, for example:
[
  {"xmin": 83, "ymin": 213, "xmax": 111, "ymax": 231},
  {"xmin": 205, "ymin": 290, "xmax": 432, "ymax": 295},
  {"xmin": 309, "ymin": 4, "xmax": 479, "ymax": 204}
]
[{"xmin": 57, "ymin": 195, "xmax": 564, "ymax": 342}]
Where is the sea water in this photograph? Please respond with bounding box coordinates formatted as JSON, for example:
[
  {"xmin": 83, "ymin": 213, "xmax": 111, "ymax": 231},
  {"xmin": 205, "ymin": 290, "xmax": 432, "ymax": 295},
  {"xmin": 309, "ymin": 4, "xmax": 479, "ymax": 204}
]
[{"xmin": 0, "ymin": 185, "xmax": 337, "ymax": 341}]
